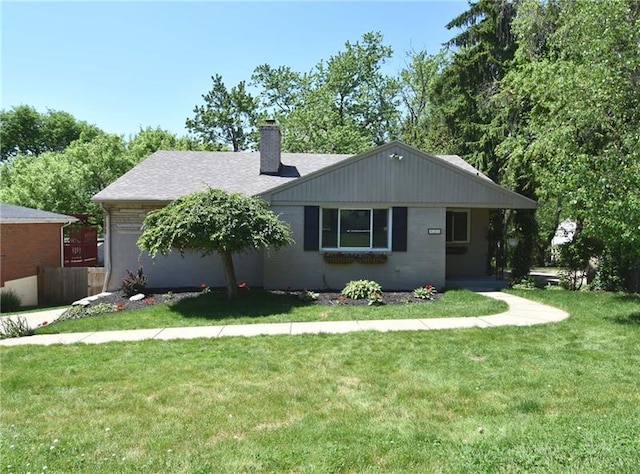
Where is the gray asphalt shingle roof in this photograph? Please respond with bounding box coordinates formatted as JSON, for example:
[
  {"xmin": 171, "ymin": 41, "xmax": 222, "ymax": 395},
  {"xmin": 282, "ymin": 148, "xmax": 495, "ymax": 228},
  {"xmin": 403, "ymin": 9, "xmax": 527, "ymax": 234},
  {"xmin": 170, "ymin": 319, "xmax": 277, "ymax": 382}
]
[
  {"xmin": 0, "ymin": 203, "xmax": 77, "ymax": 223},
  {"xmin": 92, "ymin": 147, "xmax": 489, "ymax": 203},
  {"xmin": 437, "ymin": 155, "xmax": 493, "ymax": 181},
  {"xmin": 92, "ymin": 151, "xmax": 352, "ymax": 202}
]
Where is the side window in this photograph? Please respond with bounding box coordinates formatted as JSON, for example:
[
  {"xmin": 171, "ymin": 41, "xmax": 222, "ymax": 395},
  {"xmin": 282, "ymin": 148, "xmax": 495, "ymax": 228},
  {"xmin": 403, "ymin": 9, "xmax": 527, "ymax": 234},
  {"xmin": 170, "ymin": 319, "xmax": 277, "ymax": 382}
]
[{"xmin": 446, "ymin": 210, "xmax": 469, "ymax": 243}]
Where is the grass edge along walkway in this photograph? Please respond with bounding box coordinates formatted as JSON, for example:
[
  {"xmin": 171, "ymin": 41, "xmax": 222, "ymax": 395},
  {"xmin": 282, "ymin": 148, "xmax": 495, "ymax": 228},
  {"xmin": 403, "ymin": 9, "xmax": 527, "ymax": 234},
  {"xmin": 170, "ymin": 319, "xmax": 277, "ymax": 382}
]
[{"xmin": 0, "ymin": 292, "xmax": 568, "ymax": 346}]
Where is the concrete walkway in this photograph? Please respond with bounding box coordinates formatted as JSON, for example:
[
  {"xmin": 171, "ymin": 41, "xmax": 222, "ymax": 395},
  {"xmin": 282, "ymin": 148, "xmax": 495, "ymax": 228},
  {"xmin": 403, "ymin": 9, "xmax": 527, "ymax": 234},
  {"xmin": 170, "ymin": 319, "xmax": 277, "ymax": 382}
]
[
  {"xmin": 0, "ymin": 292, "xmax": 568, "ymax": 347},
  {"xmin": 0, "ymin": 308, "xmax": 67, "ymax": 331}
]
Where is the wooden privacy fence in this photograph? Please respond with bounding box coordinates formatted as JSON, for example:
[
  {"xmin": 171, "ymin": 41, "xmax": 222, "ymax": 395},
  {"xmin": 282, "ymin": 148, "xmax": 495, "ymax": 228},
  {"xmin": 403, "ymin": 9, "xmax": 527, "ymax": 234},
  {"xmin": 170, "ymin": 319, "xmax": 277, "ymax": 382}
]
[{"xmin": 38, "ymin": 267, "xmax": 105, "ymax": 305}]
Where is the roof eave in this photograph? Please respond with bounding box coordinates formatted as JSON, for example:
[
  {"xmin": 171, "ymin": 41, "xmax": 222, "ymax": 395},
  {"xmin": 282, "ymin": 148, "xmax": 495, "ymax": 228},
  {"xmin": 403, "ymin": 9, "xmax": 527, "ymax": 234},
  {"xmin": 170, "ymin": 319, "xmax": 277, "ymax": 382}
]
[
  {"xmin": 94, "ymin": 199, "xmax": 173, "ymax": 207},
  {"xmin": 1, "ymin": 217, "xmax": 78, "ymax": 224}
]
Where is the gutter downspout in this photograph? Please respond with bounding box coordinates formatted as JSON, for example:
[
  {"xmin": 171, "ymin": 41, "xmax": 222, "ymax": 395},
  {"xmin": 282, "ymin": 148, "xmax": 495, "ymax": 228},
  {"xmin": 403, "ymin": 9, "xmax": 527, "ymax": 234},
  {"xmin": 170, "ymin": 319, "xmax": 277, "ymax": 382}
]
[
  {"xmin": 100, "ymin": 203, "xmax": 111, "ymax": 293},
  {"xmin": 60, "ymin": 220, "xmax": 74, "ymax": 267},
  {"xmin": 54, "ymin": 219, "xmax": 75, "ymax": 306}
]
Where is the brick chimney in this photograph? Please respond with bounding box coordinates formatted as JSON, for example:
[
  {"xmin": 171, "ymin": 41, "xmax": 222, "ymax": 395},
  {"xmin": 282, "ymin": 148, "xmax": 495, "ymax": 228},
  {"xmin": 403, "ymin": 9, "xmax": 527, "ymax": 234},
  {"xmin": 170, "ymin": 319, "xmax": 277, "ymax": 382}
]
[{"xmin": 259, "ymin": 119, "xmax": 281, "ymax": 175}]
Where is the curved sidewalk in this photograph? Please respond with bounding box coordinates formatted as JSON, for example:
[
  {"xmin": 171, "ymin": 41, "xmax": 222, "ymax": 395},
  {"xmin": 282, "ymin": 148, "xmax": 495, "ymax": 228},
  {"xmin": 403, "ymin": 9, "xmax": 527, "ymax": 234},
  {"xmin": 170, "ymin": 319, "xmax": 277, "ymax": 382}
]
[{"xmin": 0, "ymin": 292, "xmax": 568, "ymax": 347}]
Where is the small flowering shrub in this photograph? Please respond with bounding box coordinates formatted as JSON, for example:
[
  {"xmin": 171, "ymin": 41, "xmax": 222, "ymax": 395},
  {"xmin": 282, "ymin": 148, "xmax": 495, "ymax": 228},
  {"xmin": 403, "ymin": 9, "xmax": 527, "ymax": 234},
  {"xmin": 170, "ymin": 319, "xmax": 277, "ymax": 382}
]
[
  {"xmin": 116, "ymin": 301, "xmax": 125, "ymax": 311},
  {"xmin": 143, "ymin": 298, "xmax": 155, "ymax": 305},
  {"xmin": 342, "ymin": 280, "xmax": 382, "ymax": 300},
  {"xmin": 120, "ymin": 267, "xmax": 148, "ymax": 297},
  {"xmin": 330, "ymin": 295, "xmax": 347, "ymax": 306},
  {"xmin": 368, "ymin": 291, "xmax": 384, "ymax": 306},
  {"xmin": 200, "ymin": 283, "xmax": 211, "ymax": 294},
  {"xmin": 164, "ymin": 291, "xmax": 174, "ymax": 301},
  {"xmin": 413, "ymin": 284, "xmax": 437, "ymax": 300},
  {"xmin": 298, "ymin": 289, "xmax": 319, "ymax": 302}
]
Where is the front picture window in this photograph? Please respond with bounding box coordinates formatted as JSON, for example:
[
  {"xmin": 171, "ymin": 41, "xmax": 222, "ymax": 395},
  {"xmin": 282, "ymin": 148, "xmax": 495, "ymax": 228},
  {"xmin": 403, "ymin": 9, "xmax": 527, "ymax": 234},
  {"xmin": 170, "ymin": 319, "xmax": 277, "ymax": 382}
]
[{"xmin": 321, "ymin": 208, "xmax": 389, "ymax": 249}]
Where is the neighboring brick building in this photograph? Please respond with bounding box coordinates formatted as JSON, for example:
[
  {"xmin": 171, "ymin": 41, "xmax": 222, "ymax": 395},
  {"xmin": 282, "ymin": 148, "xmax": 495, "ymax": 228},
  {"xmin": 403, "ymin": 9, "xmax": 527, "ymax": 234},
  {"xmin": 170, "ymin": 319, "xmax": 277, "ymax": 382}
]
[{"xmin": 1, "ymin": 203, "xmax": 76, "ymax": 306}]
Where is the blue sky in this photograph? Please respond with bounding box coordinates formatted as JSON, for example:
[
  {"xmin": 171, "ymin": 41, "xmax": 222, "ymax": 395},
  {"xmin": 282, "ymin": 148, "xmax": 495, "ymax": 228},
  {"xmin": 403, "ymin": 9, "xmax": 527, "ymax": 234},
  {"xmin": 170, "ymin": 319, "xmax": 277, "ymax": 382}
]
[{"xmin": 2, "ymin": 1, "xmax": 468, "ymax": 139}]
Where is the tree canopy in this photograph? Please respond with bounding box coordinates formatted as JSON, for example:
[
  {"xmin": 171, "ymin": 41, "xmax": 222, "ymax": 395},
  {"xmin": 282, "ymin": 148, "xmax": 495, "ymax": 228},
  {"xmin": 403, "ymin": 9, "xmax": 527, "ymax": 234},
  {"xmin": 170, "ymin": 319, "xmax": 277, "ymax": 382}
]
[
  {"xmin": 0, "ymin": 105, "xmax": 102, "ymax": 161},
  {"xmin": 137, "ymin": 189, "xmax": 293, "ymax": 298},
  {"xmin": 494, "ymin": 0, "xmax": 640, "ymax": 290},
  {"xmin": 0, "ymin": 125, "xmax": 212, "ymax": 226},
  {"xmin": 0, "ymin": 133, "xmax": 132, "ymax": 224},
  {"xmin": 185, "ymin": 32, "xmax": 401, "ymax": 155}
]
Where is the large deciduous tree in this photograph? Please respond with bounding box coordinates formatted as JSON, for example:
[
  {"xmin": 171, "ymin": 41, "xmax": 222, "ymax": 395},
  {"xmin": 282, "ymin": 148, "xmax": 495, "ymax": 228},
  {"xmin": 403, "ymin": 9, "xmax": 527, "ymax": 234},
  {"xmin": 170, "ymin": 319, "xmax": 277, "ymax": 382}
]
[
  {"xmin": 187, "ymin": 32, "xmax": 400, "ymax": 155},
  {"xmin": 0, "ymin": 133, "xmax": 133, "ymax": 225},
  {"xmin": 127, "ymin": 127, "xmax": 227, "ymax": 162},
  {"xmin": 0, "ymin": 105, "xmax": 101, "ymax": 161},
  {"xmin": 496, "ymin": 0, "xmax": 640, "ymax": 290},
  {"xmin": 137, "ymin": 189, "xmax": 293, "ymax": 299},
  {"xmin": 252, "ymin": 32, "xmax": 401, "ymax": 154},
  {"xmin": 398, "ymin": 50, "xmax": 448, "ymax": 151},
  {"xmin": 0, "ymin": 123, "xmax": 206, "ymax": 227}
]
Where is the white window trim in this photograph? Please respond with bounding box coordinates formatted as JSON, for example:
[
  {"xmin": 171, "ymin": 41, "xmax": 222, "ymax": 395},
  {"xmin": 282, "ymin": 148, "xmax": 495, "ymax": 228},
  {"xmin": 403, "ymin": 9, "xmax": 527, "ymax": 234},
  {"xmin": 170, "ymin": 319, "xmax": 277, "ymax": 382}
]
[
  {"xmin": 320, "ymin": 207, "xmax": 391, "ymax": 251},
  {"xmin": 446, "ymin": 209, "xmax": 471, "ymax": 244}
]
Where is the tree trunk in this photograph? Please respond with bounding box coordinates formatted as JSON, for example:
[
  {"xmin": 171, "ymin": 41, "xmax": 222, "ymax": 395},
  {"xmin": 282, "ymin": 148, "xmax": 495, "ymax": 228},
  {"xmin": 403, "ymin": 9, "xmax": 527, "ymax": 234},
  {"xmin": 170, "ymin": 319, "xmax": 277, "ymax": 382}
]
[{"xmin": 220, "ymin": 251, "xmax": 238, "ymax": 299}]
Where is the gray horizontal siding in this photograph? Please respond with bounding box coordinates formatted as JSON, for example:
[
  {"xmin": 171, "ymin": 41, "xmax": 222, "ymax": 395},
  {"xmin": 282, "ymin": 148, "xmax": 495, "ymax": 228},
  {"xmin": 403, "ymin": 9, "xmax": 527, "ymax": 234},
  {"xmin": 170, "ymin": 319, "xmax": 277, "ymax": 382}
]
[
  {"xmin": 105, "ymin": 204, "xmax": 263, "ymax": 291},
  {"xmin": 267, "ymin": 147, "xmax": 535, "ymax": 209}
]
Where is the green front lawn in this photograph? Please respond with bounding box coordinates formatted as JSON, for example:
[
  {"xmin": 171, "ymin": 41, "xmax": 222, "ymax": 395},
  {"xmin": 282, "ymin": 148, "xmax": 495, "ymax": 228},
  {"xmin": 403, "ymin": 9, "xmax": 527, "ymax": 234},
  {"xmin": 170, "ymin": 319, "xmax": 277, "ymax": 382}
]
[
  {"xmin": 35, "ymin": 289, "xmax": 506, "ymax": 334},
  {"xmin": 1, "ymin": 290, "xmax": 639, "ymax": 472}
]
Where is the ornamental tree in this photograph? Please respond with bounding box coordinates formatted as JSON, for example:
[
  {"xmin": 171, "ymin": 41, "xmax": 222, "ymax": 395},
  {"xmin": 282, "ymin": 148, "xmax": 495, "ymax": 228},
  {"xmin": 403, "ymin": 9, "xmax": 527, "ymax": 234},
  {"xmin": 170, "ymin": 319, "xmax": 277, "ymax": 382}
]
[{"xmin": 137, "ymin": 188, "xmax": 293, "ymax": 299}]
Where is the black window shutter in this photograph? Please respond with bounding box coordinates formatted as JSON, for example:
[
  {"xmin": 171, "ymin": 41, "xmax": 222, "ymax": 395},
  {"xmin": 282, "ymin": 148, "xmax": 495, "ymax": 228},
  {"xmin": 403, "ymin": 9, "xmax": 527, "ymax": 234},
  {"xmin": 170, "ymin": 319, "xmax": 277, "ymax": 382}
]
[
  {"xmin": 392, "ymin": 207, "xmax": 408, "ymax": 251},
  {"xmin": 304, "ymin": 206, "xmax": 320, "ymax": 251}
]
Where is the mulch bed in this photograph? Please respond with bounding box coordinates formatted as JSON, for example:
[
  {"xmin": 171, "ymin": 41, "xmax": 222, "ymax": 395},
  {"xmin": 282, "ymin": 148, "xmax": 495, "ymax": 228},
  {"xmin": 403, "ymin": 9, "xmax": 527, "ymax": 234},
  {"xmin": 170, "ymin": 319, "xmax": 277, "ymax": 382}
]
[
  {"xmin": 83, "ymin": 288, "xmax": 440, "ymax": 313},
  {"xmin": 88, "ymin": 288, "xmax": 201, "ymax": 312},
  {"xmin": 307, "ymin": 291, "xmax": 439, "ymax": 306}
]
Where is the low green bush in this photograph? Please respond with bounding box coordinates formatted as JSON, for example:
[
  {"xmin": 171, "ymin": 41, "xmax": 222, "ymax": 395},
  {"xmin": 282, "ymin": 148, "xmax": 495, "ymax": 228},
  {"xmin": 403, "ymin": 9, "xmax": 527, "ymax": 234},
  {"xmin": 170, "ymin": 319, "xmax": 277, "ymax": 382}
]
[
  {"xmin": 341, "ymin": 280, "xmax": 382, "ymax": 300},
  {"xmin": 0, "ymin": 289, "xmax": 22, "ymax": 313},
  {"xmin": 58, "ymin": 303, "xmax": 119, "ymax": 323}
]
